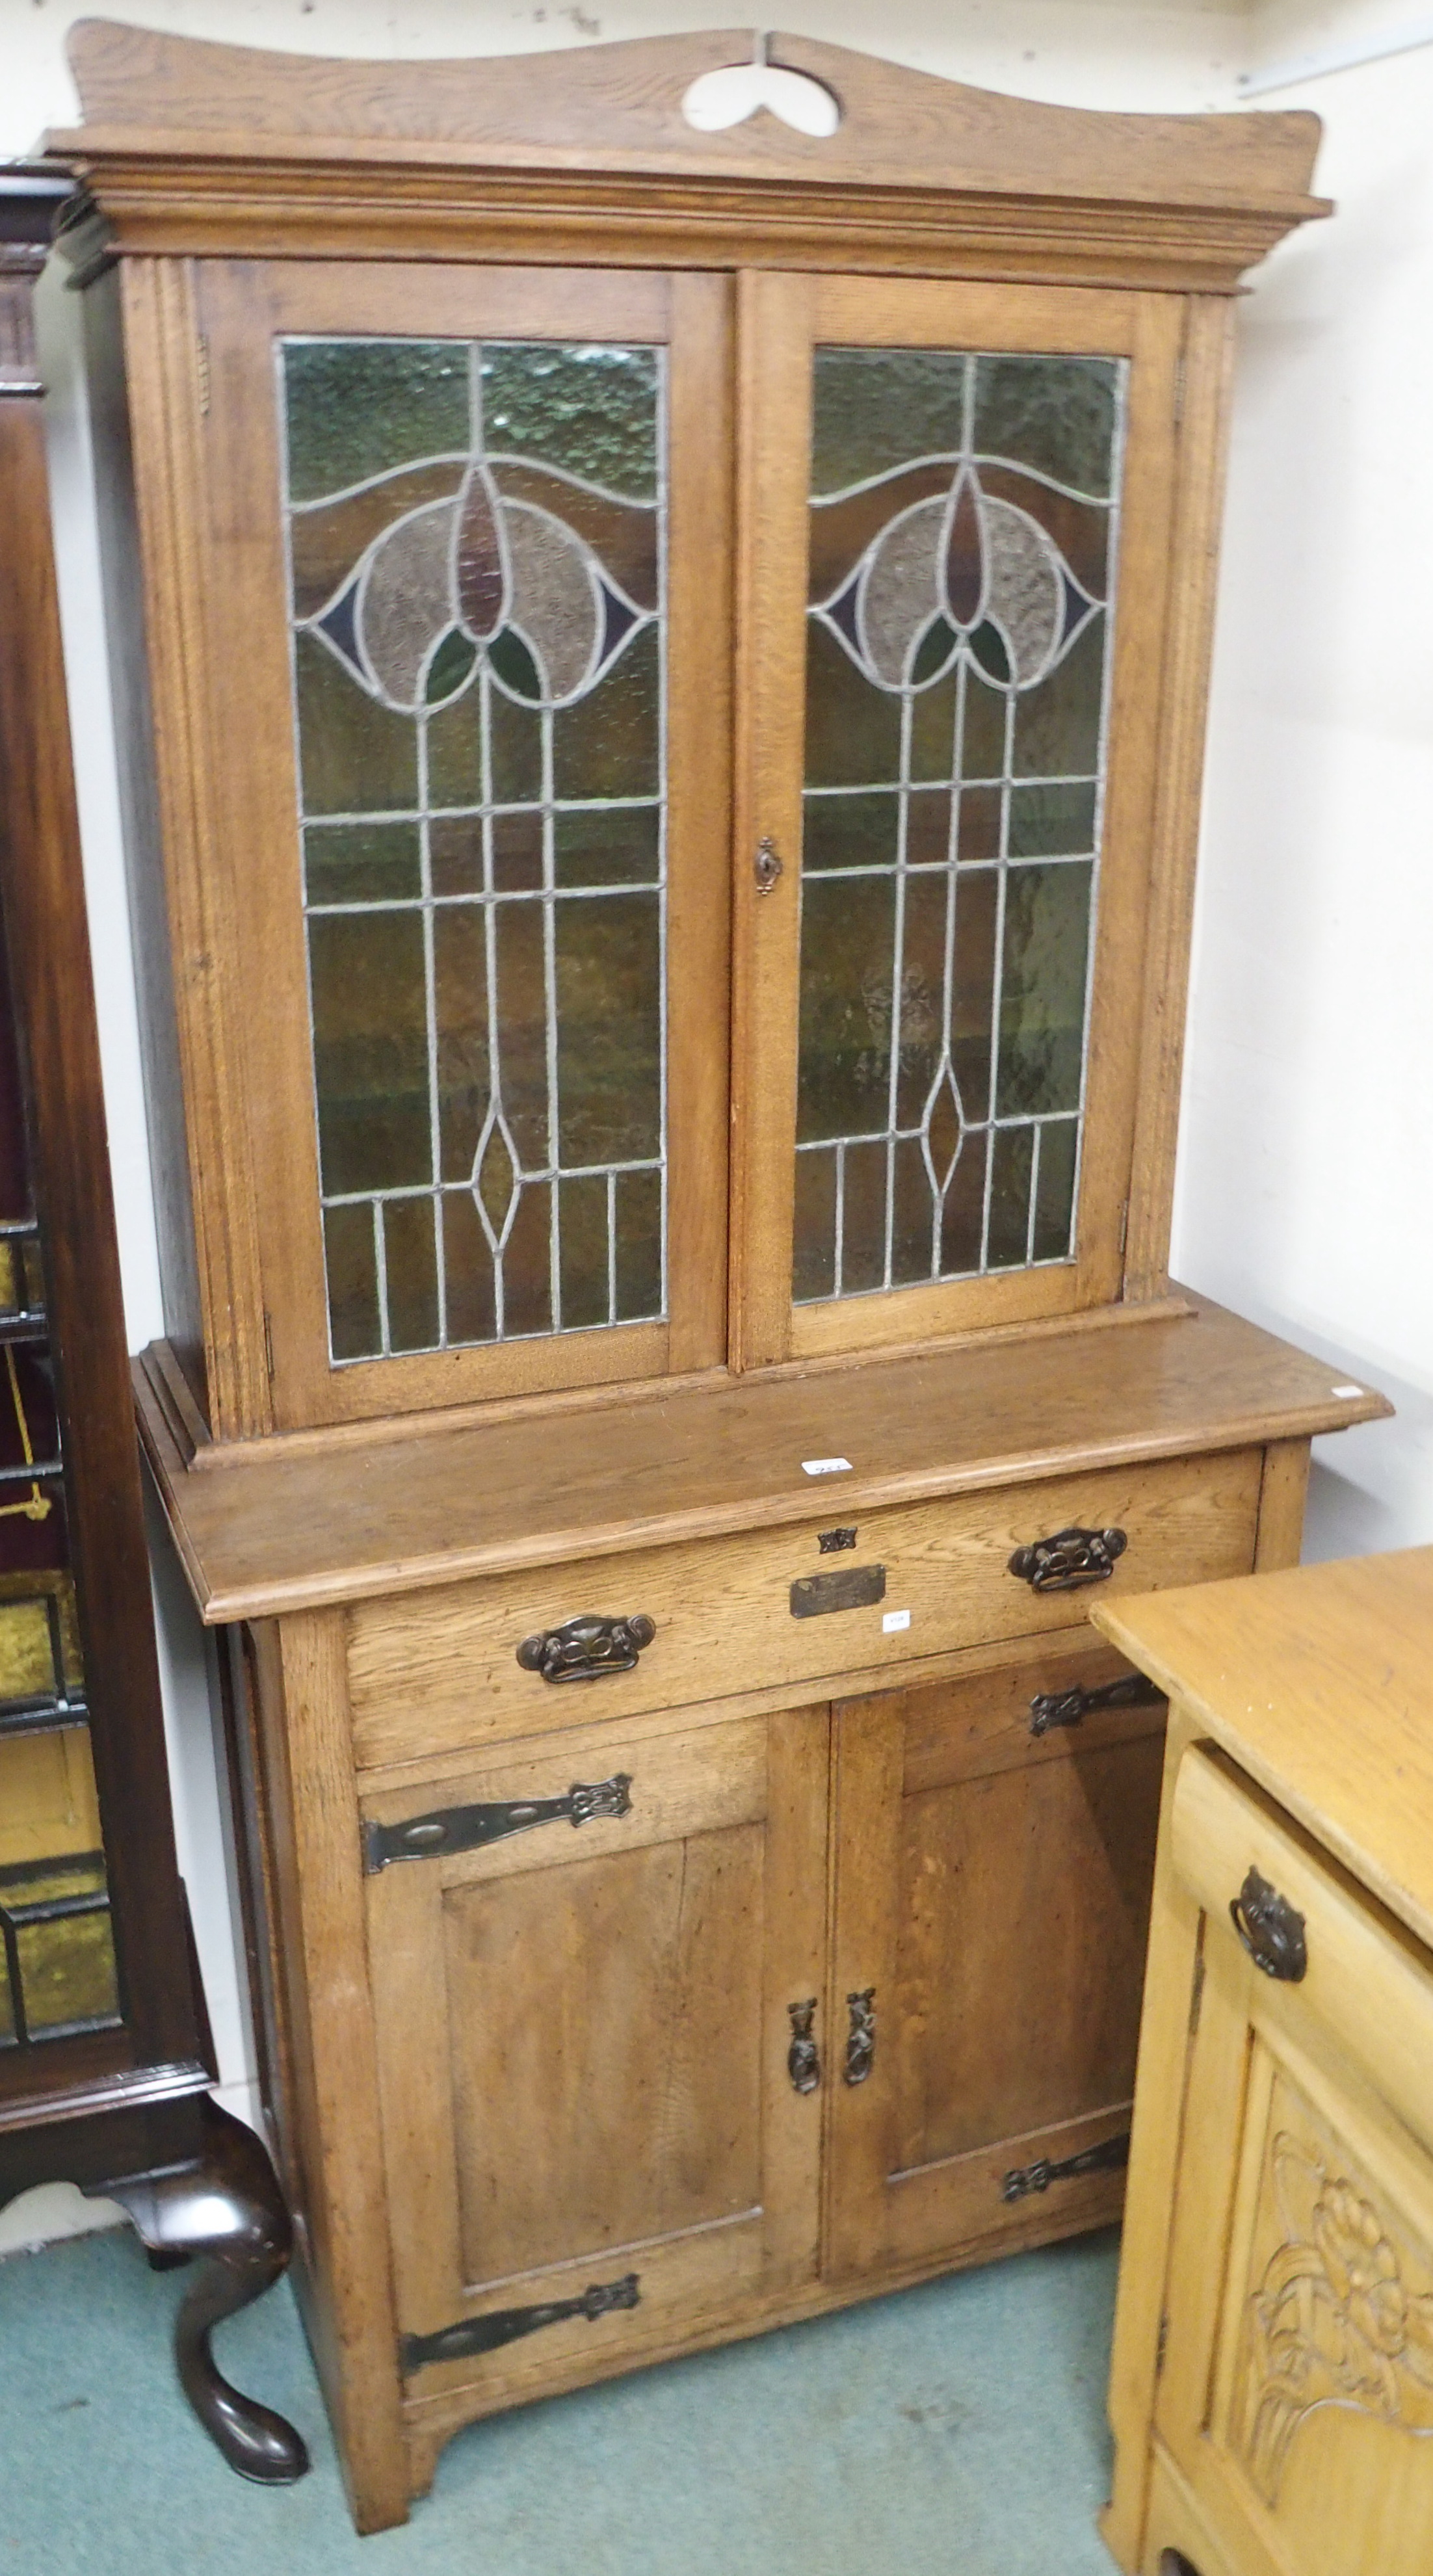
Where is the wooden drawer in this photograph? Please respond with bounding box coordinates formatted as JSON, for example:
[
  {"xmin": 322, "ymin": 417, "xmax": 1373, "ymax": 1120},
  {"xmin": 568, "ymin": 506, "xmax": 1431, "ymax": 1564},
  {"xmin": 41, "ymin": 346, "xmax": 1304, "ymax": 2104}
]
[{"xmin": 346, "ymin": 1447, "xmax": 1261, "ymax": 1770}]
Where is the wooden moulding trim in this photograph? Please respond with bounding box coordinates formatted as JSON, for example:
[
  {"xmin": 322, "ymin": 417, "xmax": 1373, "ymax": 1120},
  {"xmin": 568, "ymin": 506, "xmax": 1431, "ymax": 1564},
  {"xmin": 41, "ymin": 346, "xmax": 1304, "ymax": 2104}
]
[
  {"xmin": 0, "ymin": 2053, "xmax": 213, "ymax": 2137},
  {"xmin": 135, "ymin": 1296, "xmax": 1199, "ymax": 1476}
]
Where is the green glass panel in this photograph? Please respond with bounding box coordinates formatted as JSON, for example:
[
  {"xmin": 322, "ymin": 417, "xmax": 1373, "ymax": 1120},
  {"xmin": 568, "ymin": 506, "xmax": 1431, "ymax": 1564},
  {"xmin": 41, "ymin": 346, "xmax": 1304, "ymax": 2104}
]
[
  {"xmin": 956, "ymin": 787, "xmax": 1002, "ymax": 863},
  {"xmin": 555, "ymin": 805, "xmax": 660, "ymax": 889},
  {"xmin": 503, "ymin": 1182, "xmax": 553, "ymax": 1337},
  {"xmin": 941, "ymin": 1130, "xmax": 987, "ymax": 1276},
  {"xmin": 555, "ymin": 893, "xmax": 661, "ymax": 1168},
  {"xmin": 1033, "ymin": 1117, "xmax": 1079, "ymax": 1263},
  {"xmin": 559, "ymin": 1173, "xmax": 610, "ymax": 1329},
  {"xmin": 960, "ymin": 670, "xmax": 1008, "ymax": 782},
  {"xmin": 481, "ymin": 344, "xmax": 659, "ymax": 501},
  {"xmin": 383, "ymin": 1198, "xmax": 439, "ymax": 1353},
  {"xmin": 997, "ymin": 862, "xmax": 1093, "ymax": 1118},
  {"xmin": 553, "ymin": 625, "xmax": 659, "ymax": 802},
  {"xmin": 296, "ymin": 633, "xmax": 417, "ymax": 817},
  {"xmin": 793, "ymin": 1149, "xmax": 837, "ymax": 1303},
  {"xmin": 442, "ymin": 1194, "xmax": 497, "ymax": 1345},
  {"xmin": 895, "ymin": 873, "xmax": 949, "ymax": 1130},
  {"xmin": 494, "ymin": 900, "xmax": 550, "ymax": 1174},
  {"xmin": 811, "ymin": 348, "xmax": 969, "ymax": 497},
  {"xmin": 7, "ymin": 1860, "xmax": 119, "ymax": 2035},
  {"xmin": 491, "ymin": 811, "xmax": 545, "ymax": 893},
  {"xmin": 324, "ymin": 1203, "xmax": 380, "ymax": 1360},
  {"xmin": 1007, "ymin": 783, "xmax": 1097, "ymax": 859},
  {"xmin": 427, "ymin": 683, "xmax": 485, "ymax": 811},
  {"xmin": 490, "ymin": 630, "xmax": 544, "ymax": 703},
  {"xmin": 973, "ymin": 356, "xmax": 1120, "ymax": 499},
  {"xmin": 426, "ymin": 630, "xmax": 479, "ymax": 705},
  {"xmin": 951, "ymin": 866, "xmax": 999, "ymax": 1127},
  {"xmin": 906, "ymin": 789, "xmax": 953, "ymax": 869},
  {"xmin": 841, "ymin": 1140, "xmax": 888, "ymax": 1294},
  {"xmin": 430, "ymin": 817, "xmax": 486, "ymax": 897},
  {"xmin": 614, "ymin": 1168, "xmax": 663, "ymax": 1321},
  {"xmin": 891, "ymin": 1136, "xmax": 934, "ymax": 1286},
  {"xmin": 987, "ymin": 1124, "xmax": 1035, "ymax": 1268},
  {"xmin": 283, "ymin": 340, "xmax": 470, "ymax": 506},
  {"xmin": 434, "ymin": 906, "xmax": 490, "ymax": 1183},
  {"xmin": 490, "ymin": 683, "xmax": 544, "ymax": 804},
  {"xmin": 309, "ymin": 911, "xmax": 430, "ymax": 1194},
  {"xmin": 909, "ymin": 669, "xmax": 958, "ymax": 782},
  {"xmin": 1013, "ymin": 616, "xmax": 1105, "ymax": 782},
  {"xmin": 802, "ymin": 793, "xmax": 898, "ymax": 875},
  {"xmin": 797, "ymin": 874, "xmax": 896, "ymax": 1146},
  {"xmin": 304, "ymin": 822, "xmax": 421, "ymax": 907},
  {"xmin": 805, "ymin": 623, "xmax": 901, "ymax": 789}
]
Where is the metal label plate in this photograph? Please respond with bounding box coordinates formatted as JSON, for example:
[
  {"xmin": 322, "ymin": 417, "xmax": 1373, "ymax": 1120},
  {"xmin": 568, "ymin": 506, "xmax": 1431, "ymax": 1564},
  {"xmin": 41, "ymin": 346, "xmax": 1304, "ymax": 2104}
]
[{"xmin": 789, "ymin": 1564, "xmax": 886, "ymax": 1618}]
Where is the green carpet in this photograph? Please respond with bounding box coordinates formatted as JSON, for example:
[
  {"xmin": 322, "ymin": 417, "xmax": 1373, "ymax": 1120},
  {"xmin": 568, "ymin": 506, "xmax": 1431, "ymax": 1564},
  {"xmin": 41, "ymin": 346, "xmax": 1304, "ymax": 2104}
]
[{"xmin": 0, "ymin": 2222, "xmax": 1120, "ymax": 2574}]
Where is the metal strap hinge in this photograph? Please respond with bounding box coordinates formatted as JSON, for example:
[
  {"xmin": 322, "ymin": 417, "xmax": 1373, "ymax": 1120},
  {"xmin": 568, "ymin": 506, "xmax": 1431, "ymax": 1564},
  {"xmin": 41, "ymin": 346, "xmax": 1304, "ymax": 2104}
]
[
  {"xmin": 1002, "ymin": 2130, "xmax": 1131, "ymax": 2205},
  {"xmin": 363, "ymin": 1773, "xmax": 632, "ymax": 1874},
  {"xmin": 402, "ymin": 2272, "xmax": 640, "ymax": 2374}
]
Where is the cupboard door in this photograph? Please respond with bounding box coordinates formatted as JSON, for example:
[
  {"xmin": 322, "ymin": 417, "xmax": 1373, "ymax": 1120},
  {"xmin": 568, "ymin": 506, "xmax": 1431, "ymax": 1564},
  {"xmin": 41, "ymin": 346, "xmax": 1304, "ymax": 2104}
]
[
  {"xmin": 364, "ymin": 1701, "xmax": 828, "ymax": 2409},
  {"xmin": 732, "ymin": 272, "xmax": 1183, "ymax": 1368},
  {"xmin": 178, "ymin": 261, "xmax": 731, "ymax": 1433},
  {"xmin": 826, "ymin": 1643, "xmax": 1164, "ymax": 2280},
  {"xmin": 1151, "ymin": 1746, "xmax": 1433, "ymax": 2576}
]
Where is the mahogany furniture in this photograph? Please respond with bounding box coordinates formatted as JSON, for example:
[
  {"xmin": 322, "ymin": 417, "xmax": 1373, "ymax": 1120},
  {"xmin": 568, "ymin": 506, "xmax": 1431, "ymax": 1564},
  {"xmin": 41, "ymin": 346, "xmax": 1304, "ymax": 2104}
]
[
  {"xmin": 0, "ymin": 162, "xmax": 304, "ymax": 2486},
  {"xmin": 1094, "ymin": 1549, "xmax": 1433, "ymax": 2576},
  {"xmin": 47, "ymin": 22, "xmax": 1391, "ymax": 2530}
]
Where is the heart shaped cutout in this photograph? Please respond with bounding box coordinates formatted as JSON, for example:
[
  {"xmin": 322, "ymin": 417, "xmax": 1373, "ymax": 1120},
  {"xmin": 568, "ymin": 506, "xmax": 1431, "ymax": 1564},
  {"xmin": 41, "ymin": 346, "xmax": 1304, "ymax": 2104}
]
[{"xmin": 681, "ymin": 62, "xmax": 841, "ymax": 138}]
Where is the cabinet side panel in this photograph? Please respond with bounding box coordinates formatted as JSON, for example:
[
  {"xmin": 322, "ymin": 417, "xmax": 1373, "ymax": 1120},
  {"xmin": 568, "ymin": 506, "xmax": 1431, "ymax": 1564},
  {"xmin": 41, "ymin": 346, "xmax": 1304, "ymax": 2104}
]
[{"xmin": 79, "ymin": 265, "xmax": 207, "ymax": 1417}]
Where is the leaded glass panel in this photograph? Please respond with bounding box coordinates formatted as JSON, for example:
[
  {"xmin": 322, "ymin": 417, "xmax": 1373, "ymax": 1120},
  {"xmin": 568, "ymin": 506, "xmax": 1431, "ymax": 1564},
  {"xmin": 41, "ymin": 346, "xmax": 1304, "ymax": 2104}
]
[
  {"xmin": 281, "ymin": 337, "xmax": 668, "ymax": 1362},
  {"xmin": 795, "ymin": 347, "xmax": 1125, "ymax": 1304}
]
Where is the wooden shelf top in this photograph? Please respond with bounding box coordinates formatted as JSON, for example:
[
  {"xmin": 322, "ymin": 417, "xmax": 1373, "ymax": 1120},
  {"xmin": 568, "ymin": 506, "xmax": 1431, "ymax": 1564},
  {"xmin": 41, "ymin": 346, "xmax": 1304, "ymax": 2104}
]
[
  {"xmin": 1095, "ymin": 1543, "xmax": 1433, "ymax": 1958},
  {"xmin": 136, "ymin": 1293, "xmax": 1389, "ymax": 1624}
]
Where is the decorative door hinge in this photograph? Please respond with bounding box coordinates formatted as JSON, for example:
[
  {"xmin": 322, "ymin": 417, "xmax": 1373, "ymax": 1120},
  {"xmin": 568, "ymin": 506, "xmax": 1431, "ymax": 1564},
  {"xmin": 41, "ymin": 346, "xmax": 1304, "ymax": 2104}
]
[
  {"xmin": 1230, "ymin": 1867, "xmax": 1308, "ymax": 1982},
  {"xmin": 1008, "ymin": 1525, "xmax": 1127, "ymax": 1594},
  {"xmin": 196, "ymin": 331, "xmax": 211, "ymax": 416},
  {"xmin": 363, "ymin": 1773, "xmax": 632, "ymax": 1874},
  {"xmin": 516, "ymin": 1612, "xmax": 655, "ymax": 1683},
  {"xmin": 1002, "ymin": 2130, "xmax": 1130, "ymax": 2204},
  {"xmin": 787, "ymin": 1998, "xmax": 821, "ymax": 2094},
  {"xmin": 843, "ymin": 1988, "xmax": 875, "ymax": 2086},
  {"xmin": 402, "ymin": 2272, "xmax": 640, "ymax": 2374},
  {"xmin": 1028, "ymin": 1672, "xmax": 1161, "ymax": 1736}
]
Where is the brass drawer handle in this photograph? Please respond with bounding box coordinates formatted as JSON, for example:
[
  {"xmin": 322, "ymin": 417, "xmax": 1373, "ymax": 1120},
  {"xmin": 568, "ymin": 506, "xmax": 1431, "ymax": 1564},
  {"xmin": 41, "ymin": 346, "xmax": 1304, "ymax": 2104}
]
[
  {"xmin": 1008, "ymin": 1525, "xmax": 1127, "ymax": 1593},
  {"xmin": 1029, "ymin": 1672, "xmax": 1161, "ymax": 1736},
  {"xmin": 843, "ymin": 1988, "xmax": 876, "ymax": 2086},
  {"xmin": 787, "ymin": 1999, "xmax": 821, "ymax": 2094},
  {"xmin": 1230, "ymin": 1866, "xmax": 1308, "ymax": 1982},
  {"xmin": 516, "ymin": 1612, "xmax": 655, "ymax": 1683}
]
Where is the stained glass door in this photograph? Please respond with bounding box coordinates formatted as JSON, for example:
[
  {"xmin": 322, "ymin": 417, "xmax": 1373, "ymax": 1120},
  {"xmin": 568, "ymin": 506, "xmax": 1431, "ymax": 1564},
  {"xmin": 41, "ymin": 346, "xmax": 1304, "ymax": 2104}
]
[
  {"xmin": 194, "ymin": 265, "xmax": 731, "ymax": 1428},
  {"xmin": 732, "ymin": 274, "xmax": 1184, "ymax": 1369}
]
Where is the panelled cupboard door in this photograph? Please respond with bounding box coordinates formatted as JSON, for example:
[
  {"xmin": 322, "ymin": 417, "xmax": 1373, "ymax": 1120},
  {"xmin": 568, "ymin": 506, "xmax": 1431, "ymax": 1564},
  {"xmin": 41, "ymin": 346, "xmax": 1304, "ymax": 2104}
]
[
  {"xmin": 731, "ymin": 273, "xmax": 1183, "ymax": 1367},
  {"xmin": 363, "ymin": 1702, "xmax": 828, "ymax": 2411},
  {"xmin": 1153, "ymin": 1748, "xmax": 1433, "ymax": 2576},
  {"xmin": 825, "ymin": 1644, "xmax": 1164, "ymax": 2281},
  {"xmin": 186, "ymin": 261, "xmax": 733, "ymax": 1430}
]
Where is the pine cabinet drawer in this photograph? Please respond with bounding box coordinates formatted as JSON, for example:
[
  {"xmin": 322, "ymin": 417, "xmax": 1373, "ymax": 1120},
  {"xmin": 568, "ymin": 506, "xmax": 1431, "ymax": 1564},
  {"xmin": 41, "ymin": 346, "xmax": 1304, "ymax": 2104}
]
[{"xmin": 345, "ymin": 1447, "xmax": 1263, "ymax": 1770}]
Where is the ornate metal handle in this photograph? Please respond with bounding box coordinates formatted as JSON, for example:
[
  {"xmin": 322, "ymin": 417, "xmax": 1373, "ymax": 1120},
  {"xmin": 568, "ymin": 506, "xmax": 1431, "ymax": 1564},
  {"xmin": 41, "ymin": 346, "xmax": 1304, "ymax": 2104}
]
[
  {"xmin": 754, "ymin": 835, "xmax": 783, "ymax": 893},
  {"xmin": 1028, "ymin": 1672, "xmax": 1161, "ymax": 1737},
  {"xmin": 1230, "ymin": 1866, "xmax": 1308, "ymax": 1982},
  {"xmin": 516, "ymin": 1612, "xmax": 655, "ymax": 1683},
  {"xmin": 843, "ymin": 1988, "xmax": 876, "ymax": 2086},
  {"xmin": 1008, "ymin": 1525, "xmax": 1127, "ymax": 1594},
  {"xmin": 787, "ymin": 1999, "xmax": 821, "ymax": 2094}
]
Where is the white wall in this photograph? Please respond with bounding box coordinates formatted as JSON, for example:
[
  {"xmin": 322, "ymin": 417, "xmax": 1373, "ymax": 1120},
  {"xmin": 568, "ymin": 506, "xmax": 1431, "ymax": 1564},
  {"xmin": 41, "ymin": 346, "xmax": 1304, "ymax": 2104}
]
[{"xmin": 1, "ymin": 0, "xmax": 1428, "ymax": 2246}]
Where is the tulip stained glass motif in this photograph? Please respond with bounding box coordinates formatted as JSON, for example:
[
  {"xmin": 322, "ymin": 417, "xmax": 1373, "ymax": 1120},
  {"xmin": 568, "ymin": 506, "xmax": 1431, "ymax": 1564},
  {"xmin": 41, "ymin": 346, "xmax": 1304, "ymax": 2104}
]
[
  {"xmin": 795, "ymin": 347, "xmax": 1124, "ymax": 1305},
  {"xmin": 281, "ymin": 338, "xmax": 667, "ymax": 1363}
]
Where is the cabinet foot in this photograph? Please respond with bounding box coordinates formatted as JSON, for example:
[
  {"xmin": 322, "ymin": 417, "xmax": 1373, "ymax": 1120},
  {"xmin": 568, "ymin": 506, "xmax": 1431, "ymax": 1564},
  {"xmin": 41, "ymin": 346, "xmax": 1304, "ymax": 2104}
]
[{"xmin": 100, "ymin": 2097, "xmax": 310, "ymax": 2486}]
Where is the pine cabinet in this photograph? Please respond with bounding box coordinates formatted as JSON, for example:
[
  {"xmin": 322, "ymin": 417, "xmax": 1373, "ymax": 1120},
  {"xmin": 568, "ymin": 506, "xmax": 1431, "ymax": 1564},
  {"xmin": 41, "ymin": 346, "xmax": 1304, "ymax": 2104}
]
[{"xmin": 49, "ymin": 18, "xmax": 1392, "ymax": 2532}]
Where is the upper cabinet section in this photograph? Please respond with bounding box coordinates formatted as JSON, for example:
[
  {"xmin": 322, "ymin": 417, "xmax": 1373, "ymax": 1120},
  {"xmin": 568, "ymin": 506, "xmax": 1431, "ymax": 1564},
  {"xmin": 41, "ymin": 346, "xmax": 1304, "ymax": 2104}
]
[{"xmin": 51, "ymin": 25, "xmax": 1327, "ymax": 1445}]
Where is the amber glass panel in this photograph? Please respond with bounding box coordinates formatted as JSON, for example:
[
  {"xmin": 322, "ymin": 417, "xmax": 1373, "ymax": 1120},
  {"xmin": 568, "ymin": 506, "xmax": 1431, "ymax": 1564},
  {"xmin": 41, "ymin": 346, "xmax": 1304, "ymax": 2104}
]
[
  {"xmin": 793, "ymin": 344, "xmax": 1123, "ymax": 1304},
  {"xmin": 282, "ymin": 336, "xmax": 668, "ymax": 1360}
]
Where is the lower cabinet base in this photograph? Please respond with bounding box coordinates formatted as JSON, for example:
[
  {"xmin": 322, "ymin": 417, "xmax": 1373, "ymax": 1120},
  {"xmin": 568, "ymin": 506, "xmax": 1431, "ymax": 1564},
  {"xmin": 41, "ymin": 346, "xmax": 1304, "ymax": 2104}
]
[{"xmin": 396, "ymin": 2178, "xmax": 1128, "ymax": 2510}]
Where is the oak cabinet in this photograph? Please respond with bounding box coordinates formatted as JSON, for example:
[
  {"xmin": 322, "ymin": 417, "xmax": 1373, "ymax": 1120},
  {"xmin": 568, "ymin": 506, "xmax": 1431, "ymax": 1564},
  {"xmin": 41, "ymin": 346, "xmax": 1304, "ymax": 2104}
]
[{"xmin": 49, "ymin": 17, "xmax": 1393, "ymax": 2532}]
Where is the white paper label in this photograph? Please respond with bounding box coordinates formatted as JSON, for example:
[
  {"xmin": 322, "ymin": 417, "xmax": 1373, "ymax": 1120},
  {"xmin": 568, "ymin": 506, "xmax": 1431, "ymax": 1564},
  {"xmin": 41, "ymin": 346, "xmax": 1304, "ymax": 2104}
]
[
  {"xmin": 802, "ymin": 1457, "xmax": 852, "ymax": 1476},
  {"xmin": 1331, "ymin": 1384, "xmax": 1364, "ymax": 1400},
  {"xmin": 882, "ymin": 1609, "xmax": 911, "ymax": 1633}
]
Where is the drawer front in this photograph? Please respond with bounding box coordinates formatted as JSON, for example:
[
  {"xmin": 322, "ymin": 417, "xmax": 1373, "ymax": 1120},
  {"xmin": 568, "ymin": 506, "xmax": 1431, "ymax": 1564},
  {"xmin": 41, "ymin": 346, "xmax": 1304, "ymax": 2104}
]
[{"xmin": 347, "ymin": 1447, "xmax": 1261, "ymax": 1769}]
